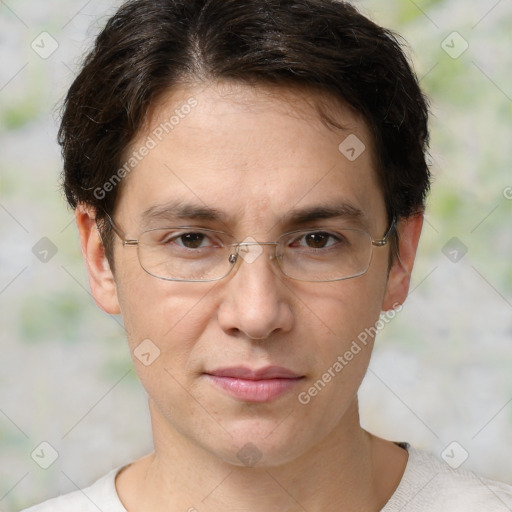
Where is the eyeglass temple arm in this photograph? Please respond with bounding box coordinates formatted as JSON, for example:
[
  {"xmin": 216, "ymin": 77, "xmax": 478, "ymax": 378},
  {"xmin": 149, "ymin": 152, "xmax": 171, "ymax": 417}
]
[
  {"xmin": 102, "ymin": 212, "xmax": 138, "ymax": 246},
  {"xmin": 372, "ymin": 216, "xmax": 397, "ymax": 247}
]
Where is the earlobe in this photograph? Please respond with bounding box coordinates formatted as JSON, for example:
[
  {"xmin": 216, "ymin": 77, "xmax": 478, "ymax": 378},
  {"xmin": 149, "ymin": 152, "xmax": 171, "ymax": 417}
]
[
  {"xmin": 75, "ymin": 204, "xmax": 121, "ymax": 315},
  {"xmin": 382, "ymin": 212, "xmax": 424, "ymax": 311}
]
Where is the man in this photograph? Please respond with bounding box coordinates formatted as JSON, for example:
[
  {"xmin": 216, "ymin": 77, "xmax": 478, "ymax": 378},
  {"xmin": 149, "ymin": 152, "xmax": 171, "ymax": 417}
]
[{"xmin": 23, "ymin": 0, "xmax": 512, "ymax": 510}]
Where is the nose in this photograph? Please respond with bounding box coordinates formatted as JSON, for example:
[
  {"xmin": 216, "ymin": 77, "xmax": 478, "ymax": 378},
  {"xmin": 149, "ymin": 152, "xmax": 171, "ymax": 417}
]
[{"xmin": 217, "ymin": 242, "xmax": 293, "ymax": 340}]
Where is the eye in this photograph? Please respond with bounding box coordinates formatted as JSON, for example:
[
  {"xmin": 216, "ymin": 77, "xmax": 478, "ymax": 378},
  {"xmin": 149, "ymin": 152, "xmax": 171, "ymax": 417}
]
[
  {"xmin": 158, "ymin": 230, "xmax": 217, "ymax": 250},
  {"xmin": 293, "ymin": 231, "xmax": 341, "ymax": 249},
  {"xmin": 176, "ymin": 232, "xmax": 210, "ymax": 249}
]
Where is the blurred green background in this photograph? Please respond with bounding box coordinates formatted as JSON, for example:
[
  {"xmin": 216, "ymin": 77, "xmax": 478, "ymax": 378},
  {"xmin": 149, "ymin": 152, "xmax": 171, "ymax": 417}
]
[{"xmin": 1, "ymin": 0, "xmax": 511, "ymax": 509}]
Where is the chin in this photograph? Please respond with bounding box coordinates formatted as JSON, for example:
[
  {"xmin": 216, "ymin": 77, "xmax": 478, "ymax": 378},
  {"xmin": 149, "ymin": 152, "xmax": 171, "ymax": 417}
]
[{"xmin": 204, "ymin": 416, "xmax": 317, "ymax": 469}]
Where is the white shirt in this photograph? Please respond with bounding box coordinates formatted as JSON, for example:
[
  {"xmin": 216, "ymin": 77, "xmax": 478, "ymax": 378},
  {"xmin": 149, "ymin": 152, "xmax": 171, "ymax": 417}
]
[{"xmin": 21, "ymin": 445, "xmax": 512, "ymax": 511}]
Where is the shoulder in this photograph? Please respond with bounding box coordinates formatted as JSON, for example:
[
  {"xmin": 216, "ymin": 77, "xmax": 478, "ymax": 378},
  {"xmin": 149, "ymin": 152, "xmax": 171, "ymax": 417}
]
[
  {"xmin": 20, "ymin": 466, "xmax": 127, "ymax": 512},
  {"xmin": 383, "ymin": 445, "xmax": 512, "ymax": 512}
]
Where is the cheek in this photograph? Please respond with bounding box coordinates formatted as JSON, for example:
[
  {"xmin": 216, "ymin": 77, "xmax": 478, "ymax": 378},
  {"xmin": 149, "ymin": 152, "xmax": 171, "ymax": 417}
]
[
  {"xmin": 115, "ymin": 258, "xmax": 216, "ymax": 371},
  {"xmin": 305, "ymin": 263, "xmax": 388, "ymax": 344},
  {"xmin": 116, "ymin": 277, "xmax": 219, "ymax": 435},
  {"xmin": 291, "ymin": 273, "xmax": 388, "ymax": 436},
  {"xmin": 297, "ymin": 262, "xmax": 389, "ymax": 382}
]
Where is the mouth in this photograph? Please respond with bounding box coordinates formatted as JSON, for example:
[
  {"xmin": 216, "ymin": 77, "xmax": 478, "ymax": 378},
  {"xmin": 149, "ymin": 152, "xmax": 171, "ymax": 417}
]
[{"xmin": 204, "ymin": 366, "xmax": 304, "ymax": 402}]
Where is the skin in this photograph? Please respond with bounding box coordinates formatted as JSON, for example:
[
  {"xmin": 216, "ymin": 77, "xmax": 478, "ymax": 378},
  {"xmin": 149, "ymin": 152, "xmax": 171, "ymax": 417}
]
[{"xmin": 76, "ymin": 81, "xmax": 423, "ymax": 511}]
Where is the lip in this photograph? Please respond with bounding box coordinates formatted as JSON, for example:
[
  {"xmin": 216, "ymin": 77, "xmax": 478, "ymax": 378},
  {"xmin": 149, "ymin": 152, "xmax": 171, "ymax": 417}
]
[
  {"xmin": 208, "ymin": 366, "xmax": 301, "ymax": 380},
  {"xmin": 205, "ymin": 366, "xmax": 304, "ymax": 402}
]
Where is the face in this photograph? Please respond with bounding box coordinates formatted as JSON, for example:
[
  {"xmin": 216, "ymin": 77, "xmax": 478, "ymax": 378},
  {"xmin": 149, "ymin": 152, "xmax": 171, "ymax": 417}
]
[{"xmin": 83, "ymin": 81, "xmax": 414, "ymax": 468}]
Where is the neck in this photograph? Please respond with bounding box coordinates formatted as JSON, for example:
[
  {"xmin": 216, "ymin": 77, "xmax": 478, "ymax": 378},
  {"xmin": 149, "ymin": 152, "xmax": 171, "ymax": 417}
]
[{"xmin": 116, "ymin": 398, "xmax": 407, "ymax": 512}]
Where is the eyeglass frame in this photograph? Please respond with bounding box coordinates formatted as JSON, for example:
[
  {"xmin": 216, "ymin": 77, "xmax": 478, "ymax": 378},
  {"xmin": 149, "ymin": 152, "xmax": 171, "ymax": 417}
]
[{"xmin": 103, "ymin": 212, "xmax": 397, "ymax": 283}]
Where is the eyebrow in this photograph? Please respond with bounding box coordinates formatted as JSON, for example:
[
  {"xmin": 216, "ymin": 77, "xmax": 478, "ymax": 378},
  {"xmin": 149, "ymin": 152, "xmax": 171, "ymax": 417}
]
[
  {"xmin": 140, "ymin": 200, "xmax": 365, "ymax": 229},
  {"xmin": 140, "ymin": 201, "xmax": 228, "ymax": 227},
  {"xmin": 280, "ymin": 203, "xmax": 365, "ymax": 227}
]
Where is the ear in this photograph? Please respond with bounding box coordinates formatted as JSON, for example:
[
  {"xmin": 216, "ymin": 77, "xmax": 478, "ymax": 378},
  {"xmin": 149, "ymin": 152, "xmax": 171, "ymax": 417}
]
[
  {"xmin": 382, "ymin": 212, "xmax": 424, "ymax": 311},
  {"xmin": 75, "ymin": 204, "xmax": 121, "ymax": 315}
]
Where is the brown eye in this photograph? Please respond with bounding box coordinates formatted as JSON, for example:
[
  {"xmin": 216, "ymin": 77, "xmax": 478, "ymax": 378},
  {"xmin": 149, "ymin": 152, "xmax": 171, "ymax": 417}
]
[
  {"xmin": 304, "ymin": 232, "xmax": 331, "ymax": 248},
  {"xmin": 178, "ymin": 233, "xmax": 207, "ymax": 249}
]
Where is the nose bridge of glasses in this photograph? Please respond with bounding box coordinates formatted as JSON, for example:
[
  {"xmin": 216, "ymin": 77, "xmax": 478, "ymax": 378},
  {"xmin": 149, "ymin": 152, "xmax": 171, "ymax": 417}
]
[
  {"xmin": 236, "ymin": 241, "xmax": 279, "ymax": 247},
  {"xmin": 229, "ymin": 240, "xmax": 281, "ymax": 267}
]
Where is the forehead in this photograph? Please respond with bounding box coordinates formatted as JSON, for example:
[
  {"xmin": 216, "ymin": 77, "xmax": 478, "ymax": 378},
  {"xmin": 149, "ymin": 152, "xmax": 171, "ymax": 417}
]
[{"xmin": 115, "ymin": 81, "xmax": 386, "ymax": 233}]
